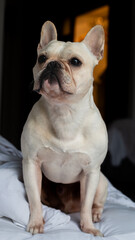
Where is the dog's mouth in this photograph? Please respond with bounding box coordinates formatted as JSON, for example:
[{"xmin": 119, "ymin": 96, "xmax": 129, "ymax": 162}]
[
  {"xmin": 34, "ymin": 61, "xmax": 76, "ymax": 97},
  {"xmin": 39, "ymin": 72, "xmax": 62, "ymax": 94}
]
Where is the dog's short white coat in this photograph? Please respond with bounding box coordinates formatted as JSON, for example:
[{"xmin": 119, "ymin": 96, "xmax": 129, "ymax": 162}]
[{"xmin": 21, "ymin": 21, "xmax": 108, "ymax": 236}]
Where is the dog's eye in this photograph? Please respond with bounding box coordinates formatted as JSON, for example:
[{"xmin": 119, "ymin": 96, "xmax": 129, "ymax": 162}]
[
  {"xmin": 38, "ymin": 54, "xmax": 47, "ymax": 64},
  {"xmin": 70, "ymin": 58, "xmax": 82, "ymax": 67}
]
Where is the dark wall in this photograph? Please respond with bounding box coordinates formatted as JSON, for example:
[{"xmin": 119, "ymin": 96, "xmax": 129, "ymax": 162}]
[
  {"xmin": 0, "ymin": 0, "xmax": 133, "ymax": 148},
  {"xmin": 106, "ymin": 1, "xmax": 132, "ymax": 123}
]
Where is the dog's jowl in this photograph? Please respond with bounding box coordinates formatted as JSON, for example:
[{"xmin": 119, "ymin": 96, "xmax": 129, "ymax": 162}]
[{"xmin": 21, "ymin": 21, "xmax": 108, "ymax": 236}]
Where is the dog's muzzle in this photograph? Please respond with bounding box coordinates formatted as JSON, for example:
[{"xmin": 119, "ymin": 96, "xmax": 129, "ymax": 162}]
[
  {"xmin": 40, "ymin": 61, "xmax": 62, "ymax": 88},
  {"xmin": 34, "ymin": 60, "xmax": 76, "ymax": 95},
  {"xmin": 35, "ymin": 61, "xmax": 62, "ymax": 93}
]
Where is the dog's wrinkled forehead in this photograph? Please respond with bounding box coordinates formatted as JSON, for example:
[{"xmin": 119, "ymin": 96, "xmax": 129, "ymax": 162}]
[{"xmin": 38, "ymin": 40, "xmax": 95, "ymax": 65}]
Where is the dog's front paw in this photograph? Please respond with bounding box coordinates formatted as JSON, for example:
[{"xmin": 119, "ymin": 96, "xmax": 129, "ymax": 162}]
[
  {"xmin": 27, "ymin": 218, "xmax": 45, "ymax": 234},
  {"xmin": 80, "ymin": 222, "xmax": 103, "ymax": 237}
]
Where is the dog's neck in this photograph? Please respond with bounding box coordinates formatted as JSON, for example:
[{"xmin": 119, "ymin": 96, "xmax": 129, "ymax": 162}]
[{"xmin": 42, "ymin": 86, "xmax": 95, "ymax": 140}]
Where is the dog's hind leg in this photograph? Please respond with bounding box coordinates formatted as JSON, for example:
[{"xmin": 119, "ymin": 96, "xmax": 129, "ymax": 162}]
[{"xmin": 92, "ymin": 172, "xmax": 108, "ymax": 223}]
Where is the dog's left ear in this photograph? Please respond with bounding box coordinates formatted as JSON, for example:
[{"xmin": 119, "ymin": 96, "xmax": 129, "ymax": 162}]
[
  {"xmin": 38, "ymin": 21, "xmax": 57, "ymax": 49},
  {"xmin": 83, "ymin": 25, "xmax": 105, "ymax": 61}
]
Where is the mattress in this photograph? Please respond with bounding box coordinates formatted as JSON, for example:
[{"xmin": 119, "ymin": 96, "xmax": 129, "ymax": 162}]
[{"xmin": 0, "ymin": 135, "xmax": 135, "ymax": 240}]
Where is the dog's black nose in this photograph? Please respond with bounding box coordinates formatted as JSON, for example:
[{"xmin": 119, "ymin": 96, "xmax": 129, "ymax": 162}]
[{"xmin": 47, "ymin": 61, "xmax": 61, "ymax": 71}]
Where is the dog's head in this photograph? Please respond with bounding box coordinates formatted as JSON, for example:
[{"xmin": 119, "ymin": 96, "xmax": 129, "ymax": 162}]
[{"xmin": 33, "ymin": 21, "xmax": 104, "ymax": 103}]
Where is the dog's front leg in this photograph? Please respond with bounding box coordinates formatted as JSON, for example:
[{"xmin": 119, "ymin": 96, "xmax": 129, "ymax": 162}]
[
  {"xmin": 23, "ymin": 159, "xmax": 45, "ymax": 234},
  {"xmin": 80, "ymin": 169, "xmax": 103, "ymax": 237}
]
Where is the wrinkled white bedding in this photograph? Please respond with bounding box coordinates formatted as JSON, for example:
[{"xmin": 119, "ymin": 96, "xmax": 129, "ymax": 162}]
[{"xmin": 0, "ymin": 135, "xmax": 135, "ymax": 240}]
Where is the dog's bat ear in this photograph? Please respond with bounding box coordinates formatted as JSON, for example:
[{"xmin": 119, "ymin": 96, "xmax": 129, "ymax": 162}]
[
  {"xmin": 82, "ymin": 25, "xmax": 105, "ymax": 61},
  {"xmin": 38, "ymin": 21, "xmax": 57, "ymax": 49}
]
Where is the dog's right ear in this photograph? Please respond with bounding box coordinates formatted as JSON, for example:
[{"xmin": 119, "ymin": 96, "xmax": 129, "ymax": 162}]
[{"xmin": 38, "ymin": 21, "xmax": 57, "ymax": 49}]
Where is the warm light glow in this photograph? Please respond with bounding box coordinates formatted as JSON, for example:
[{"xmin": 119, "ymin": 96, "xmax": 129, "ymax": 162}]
[{"xmin": 62, "ymin": 18, "xmax": 71, "ymax": 36}]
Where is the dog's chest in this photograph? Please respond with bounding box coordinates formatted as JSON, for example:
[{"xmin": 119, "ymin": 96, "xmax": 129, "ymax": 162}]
[{"xmin": 38, "ymin": 147, "xmax": 91, "ymax": 184}]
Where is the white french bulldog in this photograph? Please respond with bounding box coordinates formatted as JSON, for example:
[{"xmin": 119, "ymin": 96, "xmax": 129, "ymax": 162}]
[{"xmin": 21, "ymin": 21, "xmax": 108, "ymax": 236}]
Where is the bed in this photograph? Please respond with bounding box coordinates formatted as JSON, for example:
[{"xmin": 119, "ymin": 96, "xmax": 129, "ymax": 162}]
[{"xmin": 0, "ymin": 135, "xmax": 135, "ymax": 240}]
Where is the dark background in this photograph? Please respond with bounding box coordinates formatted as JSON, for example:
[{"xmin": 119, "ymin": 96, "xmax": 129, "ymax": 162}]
[{"xmin": 0, "ymin": 0, "xmax": 135, "ymax": 201}]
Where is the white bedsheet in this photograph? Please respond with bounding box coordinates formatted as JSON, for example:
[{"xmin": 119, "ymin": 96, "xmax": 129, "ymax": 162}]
[{"xmin": 0, "ymin": 135, "xmax": 135, "ymax": 240}]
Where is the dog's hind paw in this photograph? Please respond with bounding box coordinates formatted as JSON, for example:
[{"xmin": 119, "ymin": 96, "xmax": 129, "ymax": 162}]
[
  {"xmin": 92, "ymin": 206, "xmax": 103, "ymax": 223},
  {"xmin": 81, "ymin": 224, "xmax": 103, "ymax": 237}
]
